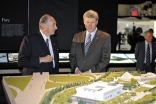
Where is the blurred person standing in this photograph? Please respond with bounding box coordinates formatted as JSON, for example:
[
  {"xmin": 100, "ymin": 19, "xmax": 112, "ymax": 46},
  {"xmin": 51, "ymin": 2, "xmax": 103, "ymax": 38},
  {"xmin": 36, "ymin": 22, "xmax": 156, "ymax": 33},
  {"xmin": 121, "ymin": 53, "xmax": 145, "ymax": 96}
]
[
  {"xmin": 135, "ymin": 30, "xmax": 156, "ymax": 73},
  {"xmin": 130, "ymin": 27, "xmax": 144, "ymax": 52},
  {"xmin": 149, "ymin": 28, "xmax": 156, "ymax": 43}
]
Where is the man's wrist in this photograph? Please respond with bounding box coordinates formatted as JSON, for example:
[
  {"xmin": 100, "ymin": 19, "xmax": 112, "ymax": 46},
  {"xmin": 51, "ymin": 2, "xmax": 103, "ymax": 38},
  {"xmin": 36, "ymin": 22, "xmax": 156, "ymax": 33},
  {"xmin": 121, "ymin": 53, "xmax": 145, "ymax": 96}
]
[
  {"xmin": 75, "ymin": 67, "xmax": 79, "ymax": 73},
  {"xmin": 39, "ymin": 57, "xmax": 44, "ymax": 63},
  {"xmin": 89, "ymin": 69, "xmax": 92, "ymax": 73}
]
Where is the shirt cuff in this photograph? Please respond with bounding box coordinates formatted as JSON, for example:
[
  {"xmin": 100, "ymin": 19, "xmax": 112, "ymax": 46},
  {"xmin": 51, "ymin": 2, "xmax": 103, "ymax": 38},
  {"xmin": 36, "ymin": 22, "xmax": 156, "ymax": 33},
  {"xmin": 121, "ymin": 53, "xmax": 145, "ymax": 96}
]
[
  {"xmin": 75, "ymin": 67, "xmax": 79, "ymax": 73},
  {"xmin": 89, "ymin": 69, "xmax": 92, "ymax": 73},
  {"xmin": 39, "ymin": 57, "xmax": 41, "ymax": 63}
]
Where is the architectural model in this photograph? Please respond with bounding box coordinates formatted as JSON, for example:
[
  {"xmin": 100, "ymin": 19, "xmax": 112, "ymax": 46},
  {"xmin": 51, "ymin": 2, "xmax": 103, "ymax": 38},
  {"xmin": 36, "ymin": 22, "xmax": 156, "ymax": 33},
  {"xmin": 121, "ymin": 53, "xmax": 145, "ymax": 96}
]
[
  {"xmin": 117, "ymin": 72, "xmax": 156, "ymax": 82},
  {"xmin": 2, "ymin": 71, "xmax": 156, "ymax": 104},
  {"xmin": 74, "ymin": 81, "xmax": 123, "ymax": 101},
  {"xmin": 3, "ymin": 72, "xmax": 49, "ymax": 104}
]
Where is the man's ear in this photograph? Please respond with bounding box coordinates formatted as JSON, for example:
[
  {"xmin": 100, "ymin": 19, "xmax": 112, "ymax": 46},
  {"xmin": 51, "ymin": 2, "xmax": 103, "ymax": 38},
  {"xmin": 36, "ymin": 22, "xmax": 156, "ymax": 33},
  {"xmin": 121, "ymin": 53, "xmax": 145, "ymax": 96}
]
[
  {"xmin": 96, "ymin": 21, "xmax": 98, "ymax": 25},
  {"xmin": 83, "ymin": 19, "xmax": 85, "ymax": 24},
  {"xmin": 41, "ymin": 23, "xmax": 46, "ymax": 28}
]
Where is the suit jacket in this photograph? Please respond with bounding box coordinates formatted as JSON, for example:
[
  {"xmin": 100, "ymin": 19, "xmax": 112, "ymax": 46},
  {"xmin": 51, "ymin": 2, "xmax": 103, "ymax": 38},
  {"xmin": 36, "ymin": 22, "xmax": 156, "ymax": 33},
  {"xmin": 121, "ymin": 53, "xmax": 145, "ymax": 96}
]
[
  {"xmin": 135, "ymin": 41, "xmax": 156, "ymax": 73},
  {"xmin": 69, "ymin": 29, "xmax": 111, "ymax": 72},
  {"xmin": 18, "ymin": 31, "xmax": 59, "ymax": 75}
]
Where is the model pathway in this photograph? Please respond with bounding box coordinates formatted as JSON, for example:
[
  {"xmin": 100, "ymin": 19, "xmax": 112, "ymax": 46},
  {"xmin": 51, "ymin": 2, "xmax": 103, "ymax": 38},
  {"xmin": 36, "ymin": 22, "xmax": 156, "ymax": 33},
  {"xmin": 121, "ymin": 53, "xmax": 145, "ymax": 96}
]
[{"xmin": 15, "ymin": 72, "xmax": 49, "ymax": 104}]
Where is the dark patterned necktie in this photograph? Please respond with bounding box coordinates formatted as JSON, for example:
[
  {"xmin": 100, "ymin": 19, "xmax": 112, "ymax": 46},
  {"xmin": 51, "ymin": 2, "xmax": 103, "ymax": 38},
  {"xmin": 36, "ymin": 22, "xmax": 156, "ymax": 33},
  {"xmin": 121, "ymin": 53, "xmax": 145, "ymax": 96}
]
[
  {"xmin": 84, "ymin": 34, "xmax": 91, "ymax": 55},
  {"xmin": 46, "ymin": 38, "xmax": 49, "ymax": 48},
  {"xmin": 46, "ymin": 38, "xmax": 55, "ymax": 67},
  {"xmin": 146, "ymin": 43, "xmax": 150, "ymax": 66}
]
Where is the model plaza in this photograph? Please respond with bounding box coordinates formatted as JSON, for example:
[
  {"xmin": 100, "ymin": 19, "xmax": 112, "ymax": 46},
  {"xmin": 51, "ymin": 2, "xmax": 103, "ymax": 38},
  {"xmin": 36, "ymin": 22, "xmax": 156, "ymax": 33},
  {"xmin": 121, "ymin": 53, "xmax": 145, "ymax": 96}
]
[{"xmin": 74, "ymin": 81, "xmax": 123, "ymax": 101}]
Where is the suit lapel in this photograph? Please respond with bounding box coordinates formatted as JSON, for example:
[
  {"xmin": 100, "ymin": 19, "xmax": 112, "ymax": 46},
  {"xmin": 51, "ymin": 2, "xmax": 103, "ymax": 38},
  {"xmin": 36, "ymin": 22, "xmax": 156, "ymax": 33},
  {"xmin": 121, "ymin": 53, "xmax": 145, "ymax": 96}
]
[
  {"xmin": 152, "ymin": 42, "xmax": 154, "ymax": 60},
  {"xmin": 50, "ymin": 36, "xmax": 56, "ymax": 56},
  {"xmin": 37, "ymin": 31, "xmax": 50, "ymax": 54},
  {"xmin": 143, "ymin": 42, "xmax": 145, "ymax": 58},
  {"xmin": 85, "ymin": 30, "xmax": 100, "ymax": 56},
  {"xmin": 81, "ymin": 31, "xmax": 86, "ymax": 56}
]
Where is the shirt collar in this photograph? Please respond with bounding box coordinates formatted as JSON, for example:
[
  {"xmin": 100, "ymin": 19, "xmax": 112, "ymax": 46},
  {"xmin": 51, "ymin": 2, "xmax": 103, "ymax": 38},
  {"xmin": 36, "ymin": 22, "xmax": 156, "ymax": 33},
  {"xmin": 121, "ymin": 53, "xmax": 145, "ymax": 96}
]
[
  {"xmin": 86, "ymin": 28, "xmax": 97, "ymax": 36},
  {"xmin": 40, "ymin": 30, "xmax": 50, "ymax": 41},
  {"xmin": 145, "ymin": 40, "xmax": 151, "ymax": 45}
]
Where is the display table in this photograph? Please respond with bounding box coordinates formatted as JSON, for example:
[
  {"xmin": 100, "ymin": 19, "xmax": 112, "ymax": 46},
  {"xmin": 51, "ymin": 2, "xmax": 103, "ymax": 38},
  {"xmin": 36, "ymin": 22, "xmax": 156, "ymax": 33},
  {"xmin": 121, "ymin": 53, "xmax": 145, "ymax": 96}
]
[{"xmin": 2, "ymin": 72, "xmax": 156, "ymax": 104}]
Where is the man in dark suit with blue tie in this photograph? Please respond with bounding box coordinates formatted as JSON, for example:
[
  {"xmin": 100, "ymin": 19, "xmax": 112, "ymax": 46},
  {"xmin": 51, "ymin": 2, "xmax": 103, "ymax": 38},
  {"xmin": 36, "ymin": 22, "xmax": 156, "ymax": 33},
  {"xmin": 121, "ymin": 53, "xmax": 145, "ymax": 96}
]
[
  {"xmin": 69, "ymin": 10, "xmax": 111, "ymax": 74},
  {"xmin": 18, "ymin": 14, "xmax": 59, "ymax": 75},
  {"xmin": 135, "ymin": 30, "xmax": 156, "ymax": 73}
]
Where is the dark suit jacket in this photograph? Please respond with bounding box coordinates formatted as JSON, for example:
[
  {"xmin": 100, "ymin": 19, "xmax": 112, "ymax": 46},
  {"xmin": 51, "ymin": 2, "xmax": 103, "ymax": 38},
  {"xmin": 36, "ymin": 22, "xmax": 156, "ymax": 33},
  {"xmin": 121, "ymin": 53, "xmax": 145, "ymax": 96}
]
[
  {"xmin": 135, "ymin": 41, "xmax": 156, "ymax": 73},
  {"xmin": 69, "ymin": 29, "xmax": 111, "ymax": 72},
  {"xmin": 18, "ymin": 31, "xmax": 59, "ymax": 75}
]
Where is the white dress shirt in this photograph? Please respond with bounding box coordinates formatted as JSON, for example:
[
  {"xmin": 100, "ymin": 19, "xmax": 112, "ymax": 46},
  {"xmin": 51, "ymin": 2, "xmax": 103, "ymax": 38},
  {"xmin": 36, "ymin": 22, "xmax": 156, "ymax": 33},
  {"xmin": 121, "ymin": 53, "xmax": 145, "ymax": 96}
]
[
  {"xmin": 40, "ymin": 30, "xmax": 55, "ymax": 68},
  {"xmin": 85, "ymin": 28, "xmax": 97, "ymax": 45}
]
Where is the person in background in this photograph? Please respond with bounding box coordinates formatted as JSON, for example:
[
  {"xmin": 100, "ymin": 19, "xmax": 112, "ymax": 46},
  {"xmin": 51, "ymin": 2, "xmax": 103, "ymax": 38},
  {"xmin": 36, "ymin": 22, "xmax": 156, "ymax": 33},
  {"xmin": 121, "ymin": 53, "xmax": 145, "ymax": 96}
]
[
  {"xmin": 117, "ymin": 32, "xmax": 122, "ymax": 50},
  {"xmin": 149, "ymin": 28, "xmax": 156, "ymax": 43},
  {"xmin": 69, "ymin": 10, "xmax": 111, "ymax": 74},
  {"xmin": 18, "ymin": 14, "xmax": 59, "ymax": 75},
  {"xmin": 135, "ymin": 30, "xmax": 156, "ymax": 73},
  {"xmin": 130, "ymin": 27, "xmax": 145, "ymax": 52}
]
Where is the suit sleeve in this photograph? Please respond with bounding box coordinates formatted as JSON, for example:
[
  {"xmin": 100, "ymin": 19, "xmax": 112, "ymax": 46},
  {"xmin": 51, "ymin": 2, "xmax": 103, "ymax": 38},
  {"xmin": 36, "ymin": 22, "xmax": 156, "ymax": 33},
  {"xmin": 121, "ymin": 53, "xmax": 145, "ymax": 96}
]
[
  {"xmin": 69, "ymin": 37, "xmax": 79, "ymax": 71},
  {"xmin": 18, "ymin": 36, "xmax": 40, "ymax": 68},
  {"xmin": 153, "ymin": 43, "xmax": 156, "ymax": 59},
  {"xmin": 91, "ymin": 35, "xmax": 111, "ymax": 72},
  {"xmin": 53, "ymin": 38, "xmax": 59, "ymax": 69},
  {"xmin": 135, "ymin": 43, "xmax": 139, "ymax": 60}
]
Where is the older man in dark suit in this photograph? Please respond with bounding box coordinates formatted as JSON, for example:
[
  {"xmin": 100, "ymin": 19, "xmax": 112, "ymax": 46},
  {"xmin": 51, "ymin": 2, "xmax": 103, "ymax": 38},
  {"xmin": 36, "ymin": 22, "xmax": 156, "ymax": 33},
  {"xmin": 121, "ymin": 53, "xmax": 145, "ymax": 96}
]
[
  {"xmin": 135, "ymin": 30, "xmax": 156, "ymax": 73},
  {"xmin": 69, "ymin": 10, "xmax": 111, "ymax": 74},
  {"xmin": 18, "ymin": 14, "xmax": 59, "ymax": 75}
]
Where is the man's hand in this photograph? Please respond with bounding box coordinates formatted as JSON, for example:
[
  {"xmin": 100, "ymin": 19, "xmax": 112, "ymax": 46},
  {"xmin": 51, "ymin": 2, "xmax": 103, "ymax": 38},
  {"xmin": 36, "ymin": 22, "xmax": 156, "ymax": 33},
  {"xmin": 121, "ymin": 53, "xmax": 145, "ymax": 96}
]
[
  {"xmin": 83, "ymin": 71, "xmax": 90, "ymax": 73},
  {"xmin": 40, "ymin": 55, "xmax": 53, "ymax": 63},
  {"xmin": 75, "ymin": 69, "xmax": 82, "ymax": 74}
]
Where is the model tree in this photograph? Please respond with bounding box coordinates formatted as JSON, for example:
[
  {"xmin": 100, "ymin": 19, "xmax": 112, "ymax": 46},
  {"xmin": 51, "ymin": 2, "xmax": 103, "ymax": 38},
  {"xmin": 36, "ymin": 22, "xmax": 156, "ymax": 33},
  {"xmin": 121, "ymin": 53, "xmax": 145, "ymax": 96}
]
[
  {"xmin": 78, "ymin": 100, "xmax": 86, "ymax": 104},
  {"xmin": 130, "ymin": 78, "xmax": 138, "ymax": 84},
  {"xmin": 152, "ymin": 89, "xmax": 156, "ymax": 96},
  {"xmin": 130, "ymin": 92, "xmax": 136, "ymax": 96}
]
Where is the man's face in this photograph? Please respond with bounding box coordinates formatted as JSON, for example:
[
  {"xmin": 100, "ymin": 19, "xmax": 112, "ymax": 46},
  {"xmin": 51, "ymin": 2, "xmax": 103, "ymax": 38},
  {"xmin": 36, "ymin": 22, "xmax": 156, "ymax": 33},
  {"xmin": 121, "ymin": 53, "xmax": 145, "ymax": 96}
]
[
  {"xmin": 144, "ymin": 32, "xmax": 153, "ymax": 42},
  {"xmin": 45, "ymin": 17, "xmax": 58, "ymax": 36},
  {"xmin": 83, "ymin": 17, "xmax": 98, "ymax": 33}
]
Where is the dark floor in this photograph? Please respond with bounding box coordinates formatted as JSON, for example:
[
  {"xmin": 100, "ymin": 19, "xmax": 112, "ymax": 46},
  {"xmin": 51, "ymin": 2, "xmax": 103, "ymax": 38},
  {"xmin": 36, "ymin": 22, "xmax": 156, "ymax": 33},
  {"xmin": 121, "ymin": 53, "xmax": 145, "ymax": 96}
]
[{"xmin": 0, "ymin": 74, "xmax": 22, "ymax": 104}]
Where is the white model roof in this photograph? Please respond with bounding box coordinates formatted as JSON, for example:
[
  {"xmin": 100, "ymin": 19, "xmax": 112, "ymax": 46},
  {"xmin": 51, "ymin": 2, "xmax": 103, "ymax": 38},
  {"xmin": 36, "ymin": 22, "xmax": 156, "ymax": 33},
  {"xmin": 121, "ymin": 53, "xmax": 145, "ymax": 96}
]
[{"xmin": 77, "ymin": 81, "xmax": 123, "ymax": 94}]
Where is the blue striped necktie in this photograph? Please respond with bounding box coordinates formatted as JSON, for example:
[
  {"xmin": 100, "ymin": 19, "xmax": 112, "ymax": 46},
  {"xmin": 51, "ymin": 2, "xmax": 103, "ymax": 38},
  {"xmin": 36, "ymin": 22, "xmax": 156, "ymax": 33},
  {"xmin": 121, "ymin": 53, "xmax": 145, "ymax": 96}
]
[{"xmin": 84, "ymin": 34, "xmax": 91, "ymax": 55}]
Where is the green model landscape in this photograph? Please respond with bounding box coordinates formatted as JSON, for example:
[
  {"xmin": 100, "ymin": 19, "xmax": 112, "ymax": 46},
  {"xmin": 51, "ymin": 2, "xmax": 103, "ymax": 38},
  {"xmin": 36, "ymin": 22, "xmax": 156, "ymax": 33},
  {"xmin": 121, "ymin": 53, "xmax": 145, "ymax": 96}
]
[{"xmin": 3, "ymin": 71, "xmax": 156, "ymax": 104}]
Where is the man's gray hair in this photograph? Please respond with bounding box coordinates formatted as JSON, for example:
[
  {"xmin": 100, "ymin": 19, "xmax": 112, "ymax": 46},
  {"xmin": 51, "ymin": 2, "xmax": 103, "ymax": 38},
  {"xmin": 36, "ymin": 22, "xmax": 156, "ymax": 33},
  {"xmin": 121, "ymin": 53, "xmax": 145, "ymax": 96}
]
[
  {"xmin": 143, "ymin": 30, "xmax": 153, "ymax": 36},
  {"xmin": 39, "ymin": 14, "xmax": 51, "ymax": 29},
  {"xmin": 83, "ymin": 10, "xmax": 99, "ymax": 21}
]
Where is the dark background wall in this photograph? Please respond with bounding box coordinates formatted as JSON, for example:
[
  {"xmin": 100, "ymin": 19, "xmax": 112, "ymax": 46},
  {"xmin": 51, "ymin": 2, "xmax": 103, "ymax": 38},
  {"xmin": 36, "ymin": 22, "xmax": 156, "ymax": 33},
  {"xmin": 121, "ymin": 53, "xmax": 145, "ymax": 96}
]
[
  {"xmin": 1, "ymin": 0, "xmax": 118, "ymax": 51},
  {"xmin": 0, "ymin": 0, "xmax": 28, "ymax": 50},
  {"xmin": 1, "ymin": 0, "xmax": 155, "ymax": 52},
  {"xmin": 29, "ymin": 0, "xmax": 118, "ymax": 51},
  {"xmin": 29, "ymin": 0, "xmax": 78, "ymax": 51}
]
